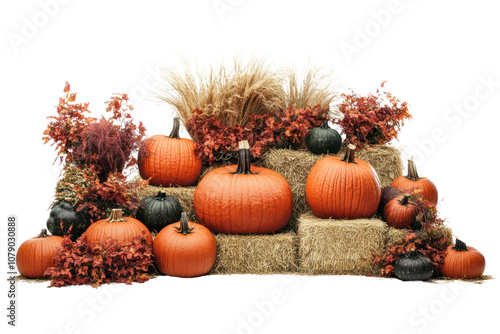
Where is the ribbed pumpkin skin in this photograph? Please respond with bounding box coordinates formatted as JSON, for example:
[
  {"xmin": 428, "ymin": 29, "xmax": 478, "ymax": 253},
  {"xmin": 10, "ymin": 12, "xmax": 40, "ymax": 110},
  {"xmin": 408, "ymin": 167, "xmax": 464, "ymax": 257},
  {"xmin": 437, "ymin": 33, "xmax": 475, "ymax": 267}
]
[
  {"xmin": 153, "ymin": 221, "xmax": 216, "ymax": 277},
  {"xmin": 139, "ymin": 194, "xmax": 183, "ymax": 233},
  {"xmin": 391, "ymin": 177, "xmax": 438, "ymax": 205},
  {"xmin": 84, "ymin": 217, "xmax": 153, "ymax": 246},
  {"xmin": 383, "ymin": 196, "xmax": 419, "ymax": 229},
  {"xmin": 440, "ymin": 245, "xmax": 485, "ymax": 279},
  {"xmin": 306, "ymin": 156, "xmax": 381, "ymax": 219},
  {"xmin": 193, "ymin": 165, "xmax": 293, "ymax": 234},
  {"xmin": 138, "ymin": 135, "xmax": 202, "ymax": 186},
  {"xmin": 16, "ymin": 233, "xmax": 64, "ymax": 278}
]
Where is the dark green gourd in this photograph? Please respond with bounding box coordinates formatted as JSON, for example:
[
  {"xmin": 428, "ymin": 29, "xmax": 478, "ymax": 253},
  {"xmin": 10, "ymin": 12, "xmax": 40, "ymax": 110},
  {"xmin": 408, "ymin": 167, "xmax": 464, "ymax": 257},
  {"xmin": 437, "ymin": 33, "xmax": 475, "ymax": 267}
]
[
  {"xmin": 394, "ymin": 249, "xmax": 434, "ymax": 281},
  {"xmin": 139, "ymin": 191, "xmax": 183, "ymax": 232},
  {"xmin": 46, "ymin": 202, "xmax": 91, "ymax": 241},
  {"xmin": 305, "ymin": 122, "xmax": 342, "ymax": 155}
]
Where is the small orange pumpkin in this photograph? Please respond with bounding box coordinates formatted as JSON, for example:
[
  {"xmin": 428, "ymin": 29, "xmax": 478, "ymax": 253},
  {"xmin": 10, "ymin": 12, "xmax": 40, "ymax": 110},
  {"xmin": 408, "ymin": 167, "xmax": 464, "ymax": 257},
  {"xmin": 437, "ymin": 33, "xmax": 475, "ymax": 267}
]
[
  {"xmin": 16, "ymin": 229, "xmax": 64, "ymax": 278},
  {"xmin": 383, "ymin": 195, "xmax": 419, "ymax": 229},
  {"xmin": 194, "ymin": 141, "xmax": 293, "ymax": 234},
  {"xmin": 440, "ymin": 238, "xmax": 485, "ymax": 279},
  {"xmin": 391, "ymin": 158, "xmax": 438, "ymax": 205},
  {"xmin": 153, "ymin": 212, "xmax": 216, "ymax": 278},
  {"xmin": 138, "ymin": 117, "xmax": 202, "ymax": 186},
  {"xmin": 306, "ymin": 144, "xmax": 381, "ymax": 219},
  {"xmin": 84, "ymin": 209, "xmax": 153, "ymax": 246}
]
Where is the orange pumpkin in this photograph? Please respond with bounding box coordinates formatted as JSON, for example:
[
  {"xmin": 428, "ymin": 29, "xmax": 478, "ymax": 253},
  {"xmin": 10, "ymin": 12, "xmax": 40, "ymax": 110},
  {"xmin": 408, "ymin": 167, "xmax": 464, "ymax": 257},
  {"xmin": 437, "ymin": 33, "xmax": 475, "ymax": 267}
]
[
  {"xmin": 440, "ymin": 238, "xmax": 485, "ymax": 279},
  {"xmin": 383, "ymin": 195, "xmax": 419, "ymax": 229},
  {"xmin": 16, "ymin": 229, "xmax": 64, "ymax": 278},
  {"xmin": 154, "ymin": 212, "xmax": 216, "ymax": 277},
  {"xmin": 391, "ymin": 158, "xmax": 438, "ymax": 205},
  {"xmin": 194, "ymin": 141, "xmax": 293, "ymax": 234},
  {"xmin": 84, "ymin": 209, "xmax": 153, "ymax": 246},
  {"xmin": 138, "ymin": 117, "xmax": 202, "ymax": 186},
  {"xmin": 306, "ymin": 144, "xmax": 381, "ymax": 219}
]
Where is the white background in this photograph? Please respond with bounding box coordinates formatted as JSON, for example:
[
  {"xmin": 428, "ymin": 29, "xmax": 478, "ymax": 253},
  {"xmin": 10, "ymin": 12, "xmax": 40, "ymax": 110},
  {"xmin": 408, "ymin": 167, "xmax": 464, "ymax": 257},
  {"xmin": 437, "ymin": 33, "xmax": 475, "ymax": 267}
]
[{"xmin": 1, "ymin": 0, "xmax": 499, "ymax": 333}]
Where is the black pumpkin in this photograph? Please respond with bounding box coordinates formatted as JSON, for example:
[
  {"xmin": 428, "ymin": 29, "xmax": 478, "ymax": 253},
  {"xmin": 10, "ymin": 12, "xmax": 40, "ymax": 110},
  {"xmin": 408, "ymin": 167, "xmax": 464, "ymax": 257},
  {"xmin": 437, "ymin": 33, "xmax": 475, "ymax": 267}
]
[
  {"xmin": 138, "ymin": 191, "xmax": 183, "ymax": 232},
  {"xmin": 305, "ymin": 122, "xmax": 342, "ymax": 155},
  {"xmin": 394, "ymin": 249, "xmax": 434, "ymax": 281},
  {"xmin": 46, "ymin": 202, "xmax": 91, "ymax": 240},
  {"xmin": 377, "ymin": 186, "xmax": 402, "ymax": 216}
]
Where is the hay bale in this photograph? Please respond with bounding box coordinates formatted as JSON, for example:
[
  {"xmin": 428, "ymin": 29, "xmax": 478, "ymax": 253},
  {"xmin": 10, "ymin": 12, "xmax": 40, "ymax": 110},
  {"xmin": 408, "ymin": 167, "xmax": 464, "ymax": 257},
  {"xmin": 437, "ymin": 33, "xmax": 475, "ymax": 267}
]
[
  {"xmin": 259, "ymin": 149, "xmax": 321, "ymax": 230},
  {"xmin": 297, "ymin": 212, "xmax": 387, "ymax": 275},
  {"xmin": 259, "ymin": 145, "xmax": 403, "ymax": 230},
  {"xmin": 137, "ymin": 185, "xmax": 196, "ymax": 222},
  {"xmin": 386, "ymin": 225, "xmax": 453, "ymax": 246},
  {"xmin": 210, "ymin": 232, "xmax": 297, "ymax": 274}
]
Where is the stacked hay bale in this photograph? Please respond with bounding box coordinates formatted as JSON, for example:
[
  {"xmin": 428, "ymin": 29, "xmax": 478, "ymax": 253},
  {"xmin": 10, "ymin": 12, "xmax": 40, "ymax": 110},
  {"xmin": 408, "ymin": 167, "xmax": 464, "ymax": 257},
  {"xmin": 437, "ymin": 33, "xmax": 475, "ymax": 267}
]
[
  {"xmin": 210, "ymin": 233, "xmax": 297, "ymax": 274},
  {"xmin": 297, "ymin": 212, "xmax": 387, "ymax": 275}
]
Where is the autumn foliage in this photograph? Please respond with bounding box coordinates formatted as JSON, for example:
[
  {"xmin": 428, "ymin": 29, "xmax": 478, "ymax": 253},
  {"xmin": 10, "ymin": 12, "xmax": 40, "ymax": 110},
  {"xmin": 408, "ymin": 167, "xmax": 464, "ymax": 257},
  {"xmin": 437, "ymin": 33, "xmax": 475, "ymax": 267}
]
[
  {"xmin": 373, "ymin": 231, "xmax": 450, "ymax": 277},
  {"xmin": 186, "ymin": 105, "xmax": 328, "ymax": 164},
  {"xmin": 44, "ymin": 234, "xmax": 154, "ymax": 288},
  {"xmin": 44, "ymin": 83, "xmax": 148, "ymax": 222},
  {"xmin": 336, "ymin": 82, "xmax": 411, "ymax": 149},
  {"xmin": 373, "ymin": 192, "xmax": 450, "ymax": 277},
  {"xmin": 43, "ymin": 83, "xmax": 147, "ymax": 179}
]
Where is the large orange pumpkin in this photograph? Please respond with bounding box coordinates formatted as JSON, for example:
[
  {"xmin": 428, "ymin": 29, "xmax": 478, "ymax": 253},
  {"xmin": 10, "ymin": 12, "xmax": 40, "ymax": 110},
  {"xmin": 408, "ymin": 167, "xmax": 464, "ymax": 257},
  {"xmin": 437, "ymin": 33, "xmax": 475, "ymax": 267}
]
[
  {"xmin": 16, "ymin": 229, "xmax": 64, "ymax": 278},
  {"xmin": 391, "ymin": 158, "xmax": 438, "ymax": 205},
  {"xmin": 193, "ymin": 141, "xmax": 293, "ymax": 234},
  {"xmin": 84, "ymin": 209, "xmax": 153, "ymax": 246},
  {"xmin": 306, "ymin": 144, "xmax": 381, "ymax": 219},
  {"xmin": 439, "ymin": 238, "xmax": 485, "ymax": 279},
  {"xmin": 138, "ymin": 117, "xmax": 202, "ymax": 186},
  {"xmin": 154, "ymin": 212, "xmax": 216, "ymax": 277}
]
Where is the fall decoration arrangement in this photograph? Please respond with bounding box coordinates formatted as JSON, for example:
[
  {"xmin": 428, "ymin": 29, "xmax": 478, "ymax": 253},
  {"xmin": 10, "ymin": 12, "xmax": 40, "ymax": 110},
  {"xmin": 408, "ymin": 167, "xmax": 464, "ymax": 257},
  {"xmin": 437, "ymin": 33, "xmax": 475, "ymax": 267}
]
[{"xmin": 17, "ymin": 60, "xmax": 488, "ymax": 287}]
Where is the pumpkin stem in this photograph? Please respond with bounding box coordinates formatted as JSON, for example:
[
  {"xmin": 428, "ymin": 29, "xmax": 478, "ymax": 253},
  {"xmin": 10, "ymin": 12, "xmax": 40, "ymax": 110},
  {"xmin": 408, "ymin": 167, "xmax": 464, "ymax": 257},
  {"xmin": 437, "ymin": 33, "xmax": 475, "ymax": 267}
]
[
  {"xmin": 154, "ymin": 191, "xmax": 167, "ymax": 200},
  {"xmin": 175, "ymin": 212, "xmax": 194, "ymax": 235},
  {"xmin": 453, "ymin": 238, "xmax": 468, "ymax": 251},
  {"xmin": 37, "ymin": 229, "xmax": 49, "ymax": 238},
  {"xmin": 320, "ymin": 121, "xmax": 330, "ymax": 129},
  {"xmin": 169, "ymin": 117, "xmax": 180, "ymax": 139},
  {"xmin": 341, "ymin": 144, "xmax": 357, "ymax": 164},
  {"xmin": 106, "ymin": 209, "xmax": 127, "ymax": 223},
  {"xmin": 399, "ymin": 195, "xmax": 410, "ymax": 206},
  {"xmin": 408, "ymin": 249, "xmax": 418, "ymax": 258},
  {"xmin": 406, "ymin": 158, "xmax": 420, "ymax": 181},
  {"xmin": 231, "ymin": 140, "xmax": 258, "ymax": 175}
]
